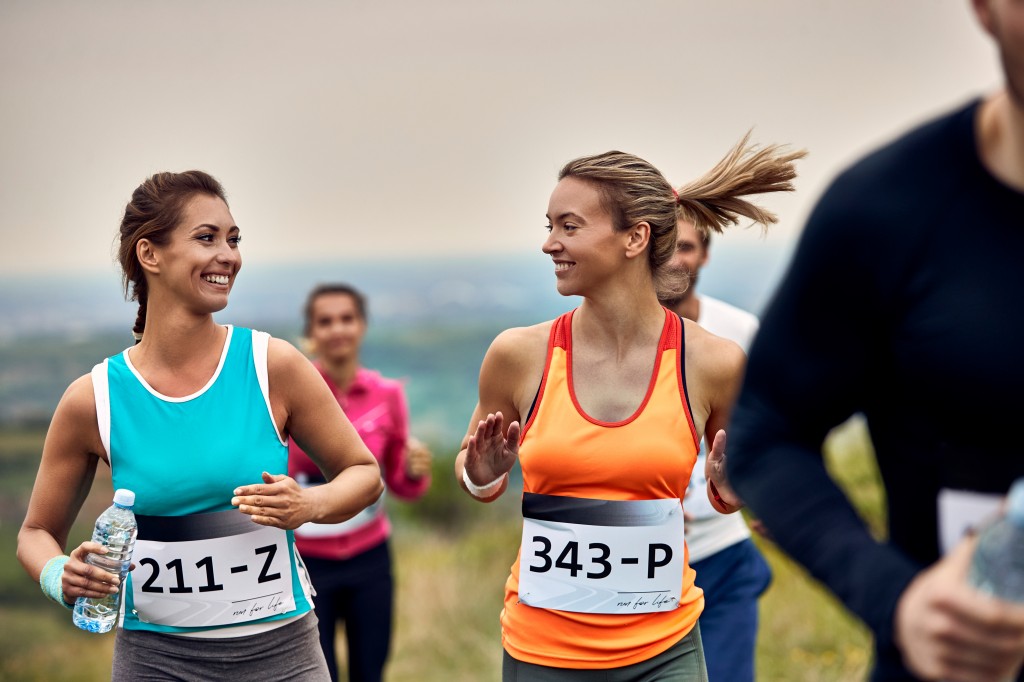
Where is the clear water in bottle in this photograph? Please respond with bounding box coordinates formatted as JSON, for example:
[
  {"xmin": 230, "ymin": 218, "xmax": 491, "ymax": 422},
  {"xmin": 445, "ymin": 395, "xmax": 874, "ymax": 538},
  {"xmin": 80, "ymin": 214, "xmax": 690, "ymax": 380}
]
[
  {"xmin": 72, "ymin": 489, "xmax": 137, "ymax": 633},
  {"xmin": 968, "ymin": 478, "xmax": 1024, "ymax": 603}
]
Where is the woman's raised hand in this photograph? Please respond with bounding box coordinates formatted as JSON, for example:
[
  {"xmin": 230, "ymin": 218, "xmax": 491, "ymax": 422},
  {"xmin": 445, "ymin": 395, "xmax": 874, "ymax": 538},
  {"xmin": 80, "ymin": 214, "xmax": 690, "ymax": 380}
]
[{"xmin": 464, "ymin": 411, "xmax": 520, "ymax": 486}]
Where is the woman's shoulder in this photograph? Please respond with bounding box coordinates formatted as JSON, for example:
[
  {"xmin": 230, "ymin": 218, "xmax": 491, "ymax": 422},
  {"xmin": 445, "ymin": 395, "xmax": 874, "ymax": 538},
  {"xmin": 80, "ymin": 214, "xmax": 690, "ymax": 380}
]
[
  {"xmin": 493, "ymin": 319, "xmax": 555, "ymax": 348},
  {"xmin": 264, "ymin": 336, "xmax": 321, "ymax": 390},
  {"xmin": 51, "ymin": 373, "xmax": 105, "ymax": 451},
  {"xmin": 478, "ymin": 321, "xmax": 554, "ymax": 414},
  {"xmin": 683, "ymin": 318, "xmax": 746, "ymax": 378},
  {"xmin": 62, "ymin": 372, "xmax": 98, "ymax": 413},
  {"xmin": 264, "ymin": 335, "xmax": 306, "ymax": 363},
  {"xmin": 488, "ymin": 320, "xmax": 554, "ymax": 366}
]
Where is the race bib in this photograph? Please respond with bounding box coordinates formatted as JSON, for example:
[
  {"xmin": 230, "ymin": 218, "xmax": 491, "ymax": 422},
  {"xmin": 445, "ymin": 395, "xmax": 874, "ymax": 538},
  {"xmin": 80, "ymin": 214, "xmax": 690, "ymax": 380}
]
[
  {"xmin": 518, "ymin": 493, "xmax": 685, "ymax": 614},
  {"xmin": 937, "ymin": 488, "xmax": 1003, "ymax": 555},
  {"xmin": 293, "ymin": 476, "xmax": 385, "ymax": 538},
  {"xmin": 130, "ymin": 509, "xmax": 295, "ymax": 628}
]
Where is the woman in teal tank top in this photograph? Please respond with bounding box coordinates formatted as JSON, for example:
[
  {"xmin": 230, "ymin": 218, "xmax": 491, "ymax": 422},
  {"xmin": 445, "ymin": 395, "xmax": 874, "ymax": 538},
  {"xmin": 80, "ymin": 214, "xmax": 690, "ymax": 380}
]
[{"xmin": 17, "ymin": 171, "xmax": 384, "ymax": 680}]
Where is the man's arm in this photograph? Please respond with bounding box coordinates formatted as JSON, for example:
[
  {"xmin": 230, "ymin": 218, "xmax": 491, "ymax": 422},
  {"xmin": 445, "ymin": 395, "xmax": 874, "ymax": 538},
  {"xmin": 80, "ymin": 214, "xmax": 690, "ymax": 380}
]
[{"xmin": 726, "ymin": 177, "xmax": 920, "ymax": 651}]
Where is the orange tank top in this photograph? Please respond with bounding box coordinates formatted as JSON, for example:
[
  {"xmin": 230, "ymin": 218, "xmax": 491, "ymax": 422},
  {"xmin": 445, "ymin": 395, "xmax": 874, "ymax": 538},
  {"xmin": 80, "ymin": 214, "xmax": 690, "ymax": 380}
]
[{"xmin": 501, "ymin": 308, "xmax": 703, "ymax": 669}]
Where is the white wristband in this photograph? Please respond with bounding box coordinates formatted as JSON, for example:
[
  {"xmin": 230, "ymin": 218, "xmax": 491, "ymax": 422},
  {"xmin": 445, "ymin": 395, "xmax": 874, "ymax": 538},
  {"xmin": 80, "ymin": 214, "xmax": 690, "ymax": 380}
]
[{"xmin": 462, "ymin": 468, "xmax": 507, "ymax": 498}]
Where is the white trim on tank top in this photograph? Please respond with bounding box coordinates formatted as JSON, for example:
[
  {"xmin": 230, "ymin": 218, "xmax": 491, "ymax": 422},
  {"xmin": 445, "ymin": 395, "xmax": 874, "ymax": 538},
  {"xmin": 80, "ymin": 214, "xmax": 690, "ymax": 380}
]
[
  {"xmin": 121, "ymin": 325, "xmax": 234, "ymax": 403},
  {"xmin": 251, "ymin": 329, "xmax": 287, "ymax": 447},
  {"xmin": 91, "ymin": 358, "xmax": 111, "ymax": 461}
]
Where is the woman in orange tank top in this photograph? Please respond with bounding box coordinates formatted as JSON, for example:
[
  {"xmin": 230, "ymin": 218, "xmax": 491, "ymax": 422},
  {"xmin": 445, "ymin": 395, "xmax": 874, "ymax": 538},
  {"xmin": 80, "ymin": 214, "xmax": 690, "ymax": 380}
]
[{"xmin": 455, "ymin": 135, "xmax": 805, "ymax": 680}]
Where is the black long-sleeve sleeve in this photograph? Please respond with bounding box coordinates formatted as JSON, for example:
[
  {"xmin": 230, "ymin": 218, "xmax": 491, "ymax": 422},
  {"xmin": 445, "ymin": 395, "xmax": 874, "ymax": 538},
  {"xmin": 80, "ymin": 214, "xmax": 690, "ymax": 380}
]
[{"xmin": 728, "ymin": 99, "xmax": 1024, "ymax": 681}]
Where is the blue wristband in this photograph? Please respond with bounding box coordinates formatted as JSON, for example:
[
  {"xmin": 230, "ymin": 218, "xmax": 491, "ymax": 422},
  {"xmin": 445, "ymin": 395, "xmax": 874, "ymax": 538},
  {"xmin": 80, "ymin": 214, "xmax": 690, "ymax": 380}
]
[{"xmin": 40, "ymin": 555, "xmax": 73, "ymax": 610}]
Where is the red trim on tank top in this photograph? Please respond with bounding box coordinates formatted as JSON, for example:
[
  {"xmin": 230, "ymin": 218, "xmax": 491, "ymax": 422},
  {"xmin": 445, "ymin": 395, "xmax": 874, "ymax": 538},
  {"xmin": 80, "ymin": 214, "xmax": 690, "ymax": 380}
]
[
  {"xmin": 565, "ymin": 308, "xmax": 668, "ymax": 428},
  {"xmin": 521, "ymin": 309, "xmax": 700, "ymax": 446},
  {"xmin": 518, "ymin": 319, "xmax": 560, "ymax": 444}
]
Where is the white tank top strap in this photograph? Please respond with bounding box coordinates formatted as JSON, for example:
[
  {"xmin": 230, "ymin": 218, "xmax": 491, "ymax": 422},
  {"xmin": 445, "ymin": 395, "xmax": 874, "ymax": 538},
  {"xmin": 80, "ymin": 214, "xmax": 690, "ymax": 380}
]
[
  {"xmin": 91, "ymin": 359, "xmax": 111, "ymax": 462},
  {"xmin": 250, "ymin": 330, "xmax": 287, "ymax": 446}
]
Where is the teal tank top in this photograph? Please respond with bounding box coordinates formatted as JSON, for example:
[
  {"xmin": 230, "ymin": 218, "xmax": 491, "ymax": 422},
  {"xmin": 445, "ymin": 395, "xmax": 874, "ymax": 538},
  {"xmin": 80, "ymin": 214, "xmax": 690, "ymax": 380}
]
[{"xmin": 92, "ymin": 326, "xmax": 313, "ymax": 634}]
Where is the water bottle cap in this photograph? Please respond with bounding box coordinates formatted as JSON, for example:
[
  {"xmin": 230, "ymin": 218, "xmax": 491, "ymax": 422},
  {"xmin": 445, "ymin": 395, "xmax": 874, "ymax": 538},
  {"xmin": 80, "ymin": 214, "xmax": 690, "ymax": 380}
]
[
  {"xmin": 1007, "ymin": 479, "xmax": 1024, "ymax": 527},
  {"xmin": 113, "ymin": 489, "xmax": 135, "ymax": 507}
]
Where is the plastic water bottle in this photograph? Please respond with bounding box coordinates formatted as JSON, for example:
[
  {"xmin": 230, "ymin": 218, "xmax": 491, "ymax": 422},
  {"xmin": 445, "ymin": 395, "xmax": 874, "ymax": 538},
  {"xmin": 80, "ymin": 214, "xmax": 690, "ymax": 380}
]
[
  {"xmin": 968, "ymin": 478, "xmax": 1024, "ymax": 602},
  {"xmin": 72, "ymin": 489, "xmax": 137, "ymax": 633}
]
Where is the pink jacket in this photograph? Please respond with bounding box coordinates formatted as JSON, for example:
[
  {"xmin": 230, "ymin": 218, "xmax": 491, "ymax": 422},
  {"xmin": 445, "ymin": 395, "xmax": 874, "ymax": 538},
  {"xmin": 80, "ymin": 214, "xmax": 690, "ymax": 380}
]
[{"xmin": 288, "ymin": 365, "xmax": 430, "ymax": 560}]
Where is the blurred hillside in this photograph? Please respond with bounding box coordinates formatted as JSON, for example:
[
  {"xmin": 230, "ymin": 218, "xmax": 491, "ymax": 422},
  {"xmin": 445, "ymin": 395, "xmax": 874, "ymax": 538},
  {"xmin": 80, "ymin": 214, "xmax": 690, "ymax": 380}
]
[{"xmin": 0, "ymin": 243, "xmax": 792, "ymax": 442}]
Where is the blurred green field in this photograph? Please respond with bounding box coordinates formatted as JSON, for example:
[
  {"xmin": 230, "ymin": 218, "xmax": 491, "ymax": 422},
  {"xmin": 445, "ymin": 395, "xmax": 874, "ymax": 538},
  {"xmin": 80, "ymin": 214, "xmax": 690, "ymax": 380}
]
[{"xmin": 1, "ymin": 418, "xmax": 884, "ymax": 681}]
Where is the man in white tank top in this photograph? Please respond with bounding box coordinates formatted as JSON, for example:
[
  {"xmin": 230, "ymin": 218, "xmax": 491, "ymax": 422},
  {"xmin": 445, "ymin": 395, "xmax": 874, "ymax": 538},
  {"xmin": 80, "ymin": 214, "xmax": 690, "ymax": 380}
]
[{"xmin": 660, "ymin": 218, "xmax": 771, "ymax": 682}]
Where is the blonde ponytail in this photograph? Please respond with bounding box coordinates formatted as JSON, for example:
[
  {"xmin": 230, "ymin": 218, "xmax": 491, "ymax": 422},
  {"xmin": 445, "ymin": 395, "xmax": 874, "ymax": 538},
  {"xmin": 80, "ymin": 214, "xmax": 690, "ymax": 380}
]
[{"xmin": 675, "ymin": 131, "xmax": 807, "ymax": 235}]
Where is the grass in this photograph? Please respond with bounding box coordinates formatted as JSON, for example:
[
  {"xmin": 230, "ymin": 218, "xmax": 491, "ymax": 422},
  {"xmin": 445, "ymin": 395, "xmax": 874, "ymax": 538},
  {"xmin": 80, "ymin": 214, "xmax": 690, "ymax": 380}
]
[
  {"xmin": 388, "ymin": 517, "xmax": 519, "ymax": 680},
  {"xmin": 1, "ymin": 418, "xmax": 885, "ymax": 681},
  {"xmin": 753, "ymin": 541, "xmax": 872, "ymax": 681},
  {"xmin": 0, "ymin": 607, "xmax": 115, "ymax": 682}
]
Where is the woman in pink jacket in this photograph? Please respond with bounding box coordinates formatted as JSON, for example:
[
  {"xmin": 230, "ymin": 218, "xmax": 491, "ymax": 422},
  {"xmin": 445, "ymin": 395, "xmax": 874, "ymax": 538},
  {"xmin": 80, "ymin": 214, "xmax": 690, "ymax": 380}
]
[{"xmin": 289, "ymin": 283, "xmax": 432, "ymax": 682}]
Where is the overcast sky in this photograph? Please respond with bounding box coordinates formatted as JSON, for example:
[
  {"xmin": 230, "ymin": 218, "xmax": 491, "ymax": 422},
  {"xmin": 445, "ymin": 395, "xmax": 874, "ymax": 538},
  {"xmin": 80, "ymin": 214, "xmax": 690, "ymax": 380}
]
[{"xmin": 0, "ymin": 1, "xmax": 1003, "ymax": 279}]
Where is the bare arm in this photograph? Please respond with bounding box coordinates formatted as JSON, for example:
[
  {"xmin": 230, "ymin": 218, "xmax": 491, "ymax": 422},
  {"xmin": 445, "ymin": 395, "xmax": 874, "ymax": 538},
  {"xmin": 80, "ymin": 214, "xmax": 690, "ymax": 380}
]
[
  {"xmin": 454, "ymin": 325, "xmax": 548, "ymax": 503},
  {"xmin": 232, "ymin": 338, "xmax": 382, "ymax": 529},
  {"xmin": 685, "ymin": 323, "xmax": 746, "ymax": 513},
  {"xmin": 17, "ymin": 375, "xmax": 122, "ymax": 603}
]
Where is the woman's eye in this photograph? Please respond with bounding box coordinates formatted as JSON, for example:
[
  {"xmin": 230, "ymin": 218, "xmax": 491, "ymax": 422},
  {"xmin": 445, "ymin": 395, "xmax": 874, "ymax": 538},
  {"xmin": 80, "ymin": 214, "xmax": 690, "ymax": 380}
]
[
  {"xmin": 544, "ymin": 224, "xmax": 553, "ymax": 232},
  {"xmin": 229, "ymin": 235, "xmax": 242, "ymax": 246},
  {"xmin": 196, "ymin": 234, "xmax": 214, "ymax": 242}
]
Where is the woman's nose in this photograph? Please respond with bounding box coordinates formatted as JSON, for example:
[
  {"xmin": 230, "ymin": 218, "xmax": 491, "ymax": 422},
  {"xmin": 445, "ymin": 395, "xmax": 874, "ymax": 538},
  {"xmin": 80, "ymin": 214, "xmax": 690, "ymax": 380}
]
[{"xmin": 542, "ymin": 230, "xmax": 561, "ymax": 255}]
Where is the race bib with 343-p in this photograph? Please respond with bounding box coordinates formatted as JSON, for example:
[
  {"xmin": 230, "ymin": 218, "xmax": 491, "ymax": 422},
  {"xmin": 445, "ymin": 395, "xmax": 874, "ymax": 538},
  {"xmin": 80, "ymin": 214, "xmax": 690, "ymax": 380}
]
[
  {"xmin": 130, "ymin": 509, "xmax": 295, "ymax": 628},
  {"xmin": 518, "ymin": 493, "xmax": 685, "ymax": 614}
]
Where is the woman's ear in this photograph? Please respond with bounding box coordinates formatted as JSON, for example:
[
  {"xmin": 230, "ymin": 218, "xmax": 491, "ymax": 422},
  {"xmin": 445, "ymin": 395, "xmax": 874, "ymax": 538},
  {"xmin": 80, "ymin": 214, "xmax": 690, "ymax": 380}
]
[
  {"xmin": 137, "ymin": 238, "xmax": 160, "ymax": 274},
  {"xmin": 624, "ymin": 221, "xmax": 651, "ymax": 259}
]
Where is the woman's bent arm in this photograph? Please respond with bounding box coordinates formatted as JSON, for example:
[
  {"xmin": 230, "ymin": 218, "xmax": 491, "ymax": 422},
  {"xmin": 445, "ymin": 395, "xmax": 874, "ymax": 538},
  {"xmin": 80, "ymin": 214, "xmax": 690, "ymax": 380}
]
[
  {"xmin": 233, "ymin": 339, "xmax": 382, "ymax": 529},
  {"xmin": 455, "ymin": 325, "xmax": 547, "ymax": 502}
]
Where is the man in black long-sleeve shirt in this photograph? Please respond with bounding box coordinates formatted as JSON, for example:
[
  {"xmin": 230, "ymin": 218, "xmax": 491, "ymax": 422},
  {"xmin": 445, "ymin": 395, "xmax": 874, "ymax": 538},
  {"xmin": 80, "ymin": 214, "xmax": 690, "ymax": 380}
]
[{"xmin": 727, "ymin": 1, "xmax": 1024, "ymax": 680}]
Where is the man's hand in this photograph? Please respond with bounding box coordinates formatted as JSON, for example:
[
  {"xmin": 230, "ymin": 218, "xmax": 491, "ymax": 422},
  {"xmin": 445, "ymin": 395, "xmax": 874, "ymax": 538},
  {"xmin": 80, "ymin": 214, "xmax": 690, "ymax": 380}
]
[{"xmin": 895, "ymin": 535, "xmax": 1024, "ymax": 681}]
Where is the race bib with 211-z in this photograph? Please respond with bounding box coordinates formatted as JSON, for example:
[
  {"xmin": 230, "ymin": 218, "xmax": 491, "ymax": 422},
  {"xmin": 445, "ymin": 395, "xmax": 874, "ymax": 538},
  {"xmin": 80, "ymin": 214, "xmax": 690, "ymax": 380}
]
[{"xmin": 130, "ymin": 509, "xmax": 295, "ymax": 628}]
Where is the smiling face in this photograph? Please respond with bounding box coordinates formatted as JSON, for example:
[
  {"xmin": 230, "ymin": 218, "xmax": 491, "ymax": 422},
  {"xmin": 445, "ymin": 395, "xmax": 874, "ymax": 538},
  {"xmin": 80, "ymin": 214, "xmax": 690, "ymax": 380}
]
[
  {"xmin": 144, "ymin": 194, "xmax": 241, "ymax": 315},
  {"xmin": 307, "ymin": 292, "xmax": 366, "ymax": 363},
  {"xmin": 542, "ymin": 177, "xmax": 632, "ymax": 298}
]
